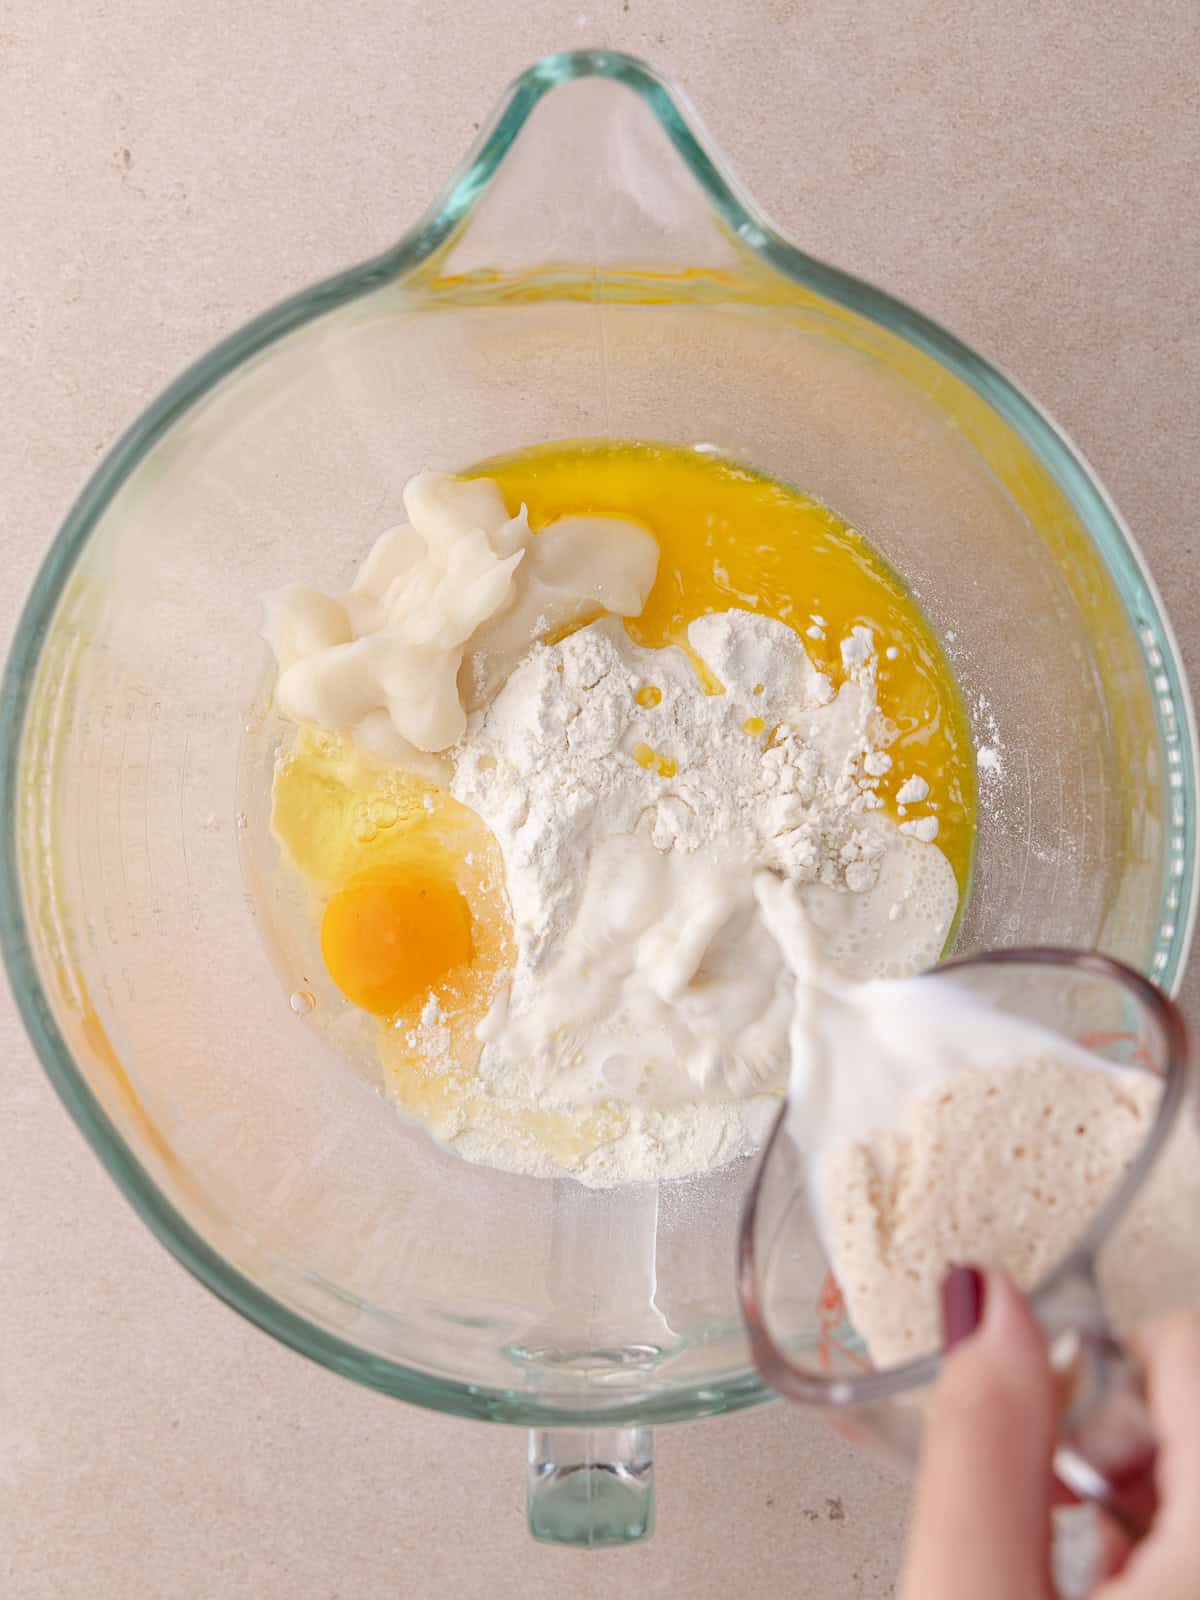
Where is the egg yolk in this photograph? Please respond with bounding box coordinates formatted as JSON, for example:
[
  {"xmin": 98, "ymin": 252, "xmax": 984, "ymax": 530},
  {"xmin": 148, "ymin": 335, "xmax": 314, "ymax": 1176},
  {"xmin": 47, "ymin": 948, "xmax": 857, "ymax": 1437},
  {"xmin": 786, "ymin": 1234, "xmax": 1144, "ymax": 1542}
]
[{"xmin": 320, "ymin": 867, "xmax": 474, "ymax": 1017}]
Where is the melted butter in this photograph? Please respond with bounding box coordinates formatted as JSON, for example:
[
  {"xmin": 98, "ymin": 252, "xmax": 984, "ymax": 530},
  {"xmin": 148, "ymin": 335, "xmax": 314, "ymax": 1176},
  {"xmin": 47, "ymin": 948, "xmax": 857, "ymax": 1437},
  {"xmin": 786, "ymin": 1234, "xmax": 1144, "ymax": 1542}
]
[{"xmin": 631, "ymin": 741, "xmax": 677, "ymax": 778}]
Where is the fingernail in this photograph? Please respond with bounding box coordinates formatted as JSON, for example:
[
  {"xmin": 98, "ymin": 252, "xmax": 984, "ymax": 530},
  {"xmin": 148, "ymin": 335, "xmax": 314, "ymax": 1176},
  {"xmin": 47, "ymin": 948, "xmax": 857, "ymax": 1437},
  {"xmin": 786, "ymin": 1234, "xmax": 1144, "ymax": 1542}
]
[{"xmin": 941, "ymin": 1264, "xmax": 986, "ymax": 1349}]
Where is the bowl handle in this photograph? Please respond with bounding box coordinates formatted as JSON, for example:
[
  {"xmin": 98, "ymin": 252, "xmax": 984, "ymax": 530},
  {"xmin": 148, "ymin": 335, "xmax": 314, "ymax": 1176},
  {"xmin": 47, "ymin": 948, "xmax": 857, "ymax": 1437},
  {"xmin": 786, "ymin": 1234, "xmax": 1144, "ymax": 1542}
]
[{"xmin": 526, "ymin": 1425, "xmax": 655, "ymax": 1546}]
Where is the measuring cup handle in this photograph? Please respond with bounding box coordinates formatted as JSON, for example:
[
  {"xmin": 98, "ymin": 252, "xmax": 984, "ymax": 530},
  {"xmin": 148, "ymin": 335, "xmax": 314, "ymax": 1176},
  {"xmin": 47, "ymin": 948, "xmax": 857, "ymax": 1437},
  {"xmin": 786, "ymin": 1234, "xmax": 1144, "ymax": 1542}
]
[
  {"xmin": 1051, "ymin": 1330, "xmax": 1157, "ymax": 1540},
  {"xmin": 1041, "ymin": 1268, "xmax": 1158, "ymax": 1540}
]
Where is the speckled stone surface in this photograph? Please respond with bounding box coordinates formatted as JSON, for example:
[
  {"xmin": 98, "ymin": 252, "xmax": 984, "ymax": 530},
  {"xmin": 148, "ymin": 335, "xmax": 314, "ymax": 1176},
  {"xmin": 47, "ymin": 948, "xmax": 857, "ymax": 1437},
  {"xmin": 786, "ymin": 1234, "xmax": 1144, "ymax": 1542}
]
[{"xmin": 2, "ymin": 2, "xmax": 1198, "ymax": 1594}]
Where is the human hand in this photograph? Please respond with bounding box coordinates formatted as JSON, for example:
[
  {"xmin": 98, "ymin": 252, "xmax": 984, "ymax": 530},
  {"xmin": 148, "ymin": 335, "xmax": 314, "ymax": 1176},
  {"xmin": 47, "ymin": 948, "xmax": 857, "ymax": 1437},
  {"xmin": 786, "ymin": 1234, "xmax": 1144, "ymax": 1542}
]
[{"xmin": 899, "ymin": 1268, "xmax": 1200, "ymax": 1599}]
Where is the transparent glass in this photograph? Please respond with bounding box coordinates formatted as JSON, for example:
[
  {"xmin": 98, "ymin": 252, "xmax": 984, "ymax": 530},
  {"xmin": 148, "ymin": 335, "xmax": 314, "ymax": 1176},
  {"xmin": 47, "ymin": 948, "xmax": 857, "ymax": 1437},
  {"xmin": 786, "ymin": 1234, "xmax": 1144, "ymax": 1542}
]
[
  {"xmin": 739, "ymin": 949, "xmax": 1192, "ymax": 1539},
  {"xmin": 1, "ymin": 51, "xmax": 1195, "ymax": 1544}
]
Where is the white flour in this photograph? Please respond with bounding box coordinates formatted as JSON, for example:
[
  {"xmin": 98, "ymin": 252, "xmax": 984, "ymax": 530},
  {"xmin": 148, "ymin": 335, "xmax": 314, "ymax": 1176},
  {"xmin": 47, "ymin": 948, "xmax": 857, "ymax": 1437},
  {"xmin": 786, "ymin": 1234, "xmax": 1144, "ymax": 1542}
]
[{"xmin": 448, "ymin": 609, "xmax": 959, "ymax": 1184}]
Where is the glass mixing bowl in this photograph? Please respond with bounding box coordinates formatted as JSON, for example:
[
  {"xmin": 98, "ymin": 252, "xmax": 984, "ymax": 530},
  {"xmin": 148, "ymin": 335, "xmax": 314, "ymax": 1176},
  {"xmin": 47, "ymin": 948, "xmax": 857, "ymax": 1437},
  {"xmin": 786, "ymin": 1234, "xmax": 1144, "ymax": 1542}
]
[{"xmin": 3, "ymin": 51, "xmax": 1195, "ymax": 1547}]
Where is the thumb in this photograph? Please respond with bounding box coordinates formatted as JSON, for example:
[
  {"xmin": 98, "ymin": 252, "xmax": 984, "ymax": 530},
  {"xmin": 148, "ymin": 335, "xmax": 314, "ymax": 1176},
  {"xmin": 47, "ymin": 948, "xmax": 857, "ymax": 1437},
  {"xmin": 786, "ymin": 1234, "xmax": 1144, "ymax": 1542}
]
[{"xmin": 900, "ymin": 1268, "xmax": 1058, "ymax": 1600}]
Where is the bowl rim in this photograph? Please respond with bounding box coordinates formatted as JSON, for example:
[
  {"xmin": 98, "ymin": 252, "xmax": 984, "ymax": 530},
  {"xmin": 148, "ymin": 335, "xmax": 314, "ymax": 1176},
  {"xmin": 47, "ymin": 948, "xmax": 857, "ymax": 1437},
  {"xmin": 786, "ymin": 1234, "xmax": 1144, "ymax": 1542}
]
[{"xmin": 2, "ymin": 48, "xmax": 1196, "ymax": 1428}]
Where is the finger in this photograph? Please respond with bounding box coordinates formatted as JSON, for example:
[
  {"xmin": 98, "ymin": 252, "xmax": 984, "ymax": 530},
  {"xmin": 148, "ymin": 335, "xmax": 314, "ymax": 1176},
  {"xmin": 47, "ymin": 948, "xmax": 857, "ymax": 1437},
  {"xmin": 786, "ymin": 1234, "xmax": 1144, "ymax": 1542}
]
[
  {"xmin": 1130, "ymin": 1312, "xmax": 1200, "ymax": 1509},
  {"xmin": 1087, "ymin": 1510, "xmax": 1133, "ymax": 1593},
  {"xmin": 900, "ymin": 1269, "xmax": 1058, "ymax": 1600},
  {"xmin": 1094, "ymin": 1313, "xmax": 1200, "ymax": 1597}
]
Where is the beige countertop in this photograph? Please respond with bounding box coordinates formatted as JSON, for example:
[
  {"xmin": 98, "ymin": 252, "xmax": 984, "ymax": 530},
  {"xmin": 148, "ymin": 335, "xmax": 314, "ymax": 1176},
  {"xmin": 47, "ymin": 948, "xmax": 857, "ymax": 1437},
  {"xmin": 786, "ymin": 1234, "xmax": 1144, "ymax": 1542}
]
[{"xmin": 3, "ymin": 2, "xmax": 1198, "ymax": 1595}]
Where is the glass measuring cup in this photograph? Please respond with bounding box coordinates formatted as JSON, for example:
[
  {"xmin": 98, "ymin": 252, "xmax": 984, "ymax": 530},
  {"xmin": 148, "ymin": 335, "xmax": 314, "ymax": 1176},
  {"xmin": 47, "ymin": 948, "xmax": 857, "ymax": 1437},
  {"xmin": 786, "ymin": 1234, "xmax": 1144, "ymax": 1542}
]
[{"xmin": 738, "ymin": 948, "xmax": 1193, "ymax": 1538}]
